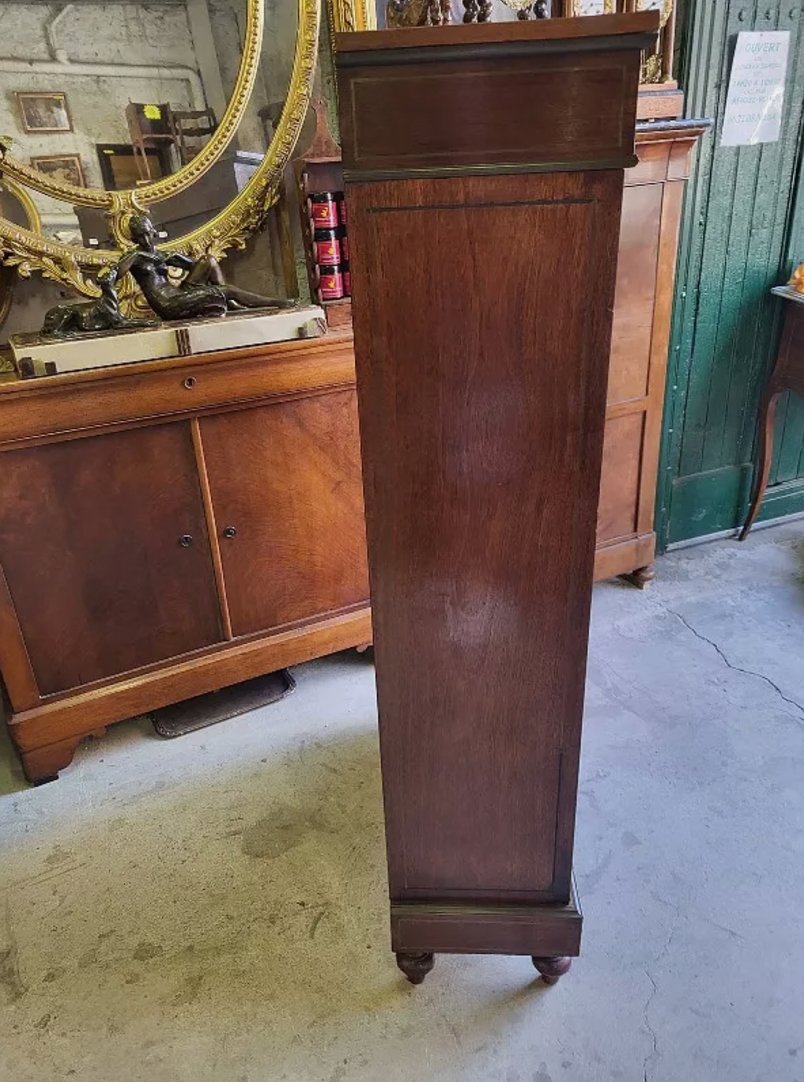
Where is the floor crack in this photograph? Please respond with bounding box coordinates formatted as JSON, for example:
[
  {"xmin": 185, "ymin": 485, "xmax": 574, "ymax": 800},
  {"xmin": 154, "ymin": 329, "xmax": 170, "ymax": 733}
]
[
  {"xmin": 642, "ymin": 917, "xmax": 680, "ymax": 1082},
  {"xmin": 642, "ymin": 968, "xmax": 659, "ymax": 1082},
  {"xmin": 667, "ymin": 608, "xmax": 804, "ymax": 721}
]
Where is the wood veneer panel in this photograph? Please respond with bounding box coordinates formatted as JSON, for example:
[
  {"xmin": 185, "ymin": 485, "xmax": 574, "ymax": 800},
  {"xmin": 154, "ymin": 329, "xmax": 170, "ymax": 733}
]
[
  {"xmin": 340, "ymin": 52, "xmax": 638, "ymax": 176},
  {"xmin": 199, "ymin": 392, "xmax": 369, "ymax": 637},
  {"xmin": 0, "ymin": 423, "xmax": 222, "ymax": 695},
  {"xmin": 609, "ymin": 182, "xmax": 663, "ymax": 404},
  {"xmin": 348, "ymin": 171, "xmax": 624, "ymax": 903},
  {"xmin": 598, "ymin": 411, "xmax": 645, "ymax": 543}
]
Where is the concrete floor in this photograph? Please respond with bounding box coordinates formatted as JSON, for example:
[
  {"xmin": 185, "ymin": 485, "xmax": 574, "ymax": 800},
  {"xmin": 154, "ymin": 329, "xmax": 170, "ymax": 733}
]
[{"xmin": 1, "ymin": 522, "xmax": 803, "ymax": 1082}]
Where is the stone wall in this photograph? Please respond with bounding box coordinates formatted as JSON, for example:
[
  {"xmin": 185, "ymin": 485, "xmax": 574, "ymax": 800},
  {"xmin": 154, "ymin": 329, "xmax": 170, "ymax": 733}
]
[{"xmin": 0, "ymin": 2, "xmax": 202, "ymax": 209}]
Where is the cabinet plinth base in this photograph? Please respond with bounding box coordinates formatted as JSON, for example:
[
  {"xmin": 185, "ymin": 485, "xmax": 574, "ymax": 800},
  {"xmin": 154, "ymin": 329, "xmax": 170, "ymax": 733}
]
[
  {"xmin": 21, "ymin": 734, "xmax": 85, "ymax": 785},
  {"xmin": 8, "ymin": 606, "xmax": 371, "ymax": 782},
  {"xmin": 390, "ymin": 879, "xmax": 582, "ymax": 975}
]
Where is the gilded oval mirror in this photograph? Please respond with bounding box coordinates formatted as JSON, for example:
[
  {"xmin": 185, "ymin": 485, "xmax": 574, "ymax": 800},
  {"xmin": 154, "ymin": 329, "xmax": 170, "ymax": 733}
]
[{"xmin": 0, "ymin": 0, "xmax": 371, "ymax": 336}]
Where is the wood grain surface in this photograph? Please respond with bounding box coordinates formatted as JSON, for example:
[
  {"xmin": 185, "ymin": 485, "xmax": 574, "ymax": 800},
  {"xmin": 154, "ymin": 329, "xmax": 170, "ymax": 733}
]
[
  {"xmin": 0, "ymin": 422, "xmax": 222, "ymax": 696},
  {"xmin": 199, "ymin": 391, "xmax": 369, "ymax": 636},
  {"xmin": 339, "ymin": 52, "xmax": 640, "ymax": 176},
  {"xmin": 347, "ymin": 170, "xmax": 624, "ymax": 903}
]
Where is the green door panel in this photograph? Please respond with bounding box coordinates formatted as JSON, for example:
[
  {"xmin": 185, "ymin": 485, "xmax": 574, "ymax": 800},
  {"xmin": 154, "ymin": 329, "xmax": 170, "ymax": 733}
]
[{"xmin": 658, "ymin": 1, "xmax": 804, "ymax": 546}]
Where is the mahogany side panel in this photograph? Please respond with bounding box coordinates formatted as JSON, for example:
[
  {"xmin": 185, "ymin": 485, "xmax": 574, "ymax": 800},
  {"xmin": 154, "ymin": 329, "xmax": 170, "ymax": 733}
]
[
  {"xmin": 598, "ymin": 411, "xmax": 645, "ymax": 543},
  {"xmin": 348, "ymin": 171, "xmax": 624, "ymax": 904},
  {"xmin": 607, "ymin": 182, "xmax": 664, "ymax": 405}
]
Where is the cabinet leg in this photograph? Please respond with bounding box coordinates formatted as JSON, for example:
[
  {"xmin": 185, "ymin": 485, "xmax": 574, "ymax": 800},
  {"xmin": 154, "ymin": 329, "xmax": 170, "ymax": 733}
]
[
  {"xmin": 532, "ymin": 956, "xmax": 571, "ymax": 985},
  {"xmin": 740, "ymin": 389, "xmax": 780, "ymax": 541},
  {"xmin": 620, "ymin": 563, "xmax": 656, "ymax": 590},
  {"xmin": 19, "ymin": 735, "xmax": 84, "ymax": 785},
  {"xmin": 396, "ymin": 951, "xmax": 435, "ymax": 985}
]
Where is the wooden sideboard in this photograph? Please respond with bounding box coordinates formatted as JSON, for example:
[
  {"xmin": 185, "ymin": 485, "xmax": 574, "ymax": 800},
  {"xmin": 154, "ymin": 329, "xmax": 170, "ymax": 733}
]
[
  {"xmin": 597, "ymin": 118, "xmax": 708, "ymax": 585},
  {"xmin": 0, "ymin": 118, "xmax": 702, "ymax": 784},
  {"xmin": 0, "ymin": 334, "xmax": 370, "ymax": 783}
]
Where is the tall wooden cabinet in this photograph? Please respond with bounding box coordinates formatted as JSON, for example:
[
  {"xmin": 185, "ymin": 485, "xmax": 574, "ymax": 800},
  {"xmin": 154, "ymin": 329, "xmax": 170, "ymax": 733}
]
[
  {"xmin": 336, "ymin": 14, "xmax": 657, "ymax": 982},
  {"xmin": 0, "ymin": 335, "xmax": 370, "ymax": 783}
]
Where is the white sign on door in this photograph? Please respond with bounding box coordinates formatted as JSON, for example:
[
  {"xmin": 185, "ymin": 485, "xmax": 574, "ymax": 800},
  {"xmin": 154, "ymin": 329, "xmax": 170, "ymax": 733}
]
[{"xmin": 720, "ymin": 31, "xmax": 790, "ymax": 147}]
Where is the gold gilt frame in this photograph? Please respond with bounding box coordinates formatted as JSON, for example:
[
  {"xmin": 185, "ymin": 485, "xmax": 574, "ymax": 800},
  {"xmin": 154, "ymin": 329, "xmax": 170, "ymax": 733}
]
[
  {"xmin": 2, "ymin": 0, "xmax": 264, "ymax": 214},
  {"xmin": 0, "ymin": 0, "xmax": 375, "ymax": 299},
  {"xmin": 569, "ymin": 0, "xmax": 671, "ymax": 22}
]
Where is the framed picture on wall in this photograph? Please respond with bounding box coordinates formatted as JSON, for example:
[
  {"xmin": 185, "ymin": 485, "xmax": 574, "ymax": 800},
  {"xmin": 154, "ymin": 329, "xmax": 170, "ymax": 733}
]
[
  {"xmin": 16, "ymin": 92, "xmax": 72, "ymax": 134},
  {"xmin": 30, "ymin": 154, "xmax": 86, "ymax": 188},
  {"xmin": 96, "ymin": 144, "xmax": 169, "ymax": 190}
]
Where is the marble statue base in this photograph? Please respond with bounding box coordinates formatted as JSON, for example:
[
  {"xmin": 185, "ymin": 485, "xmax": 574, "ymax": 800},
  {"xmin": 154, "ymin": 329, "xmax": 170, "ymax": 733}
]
[{"xmin": 11, "ymin": 305, "xmax": 326, "ymax": 378}]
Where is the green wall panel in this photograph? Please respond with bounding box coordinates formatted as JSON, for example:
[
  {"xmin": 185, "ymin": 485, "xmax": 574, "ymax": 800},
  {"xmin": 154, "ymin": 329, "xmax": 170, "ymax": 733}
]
[{"xmin": 658, "ymin": 1, "xmax": 804, "ymax": 546}]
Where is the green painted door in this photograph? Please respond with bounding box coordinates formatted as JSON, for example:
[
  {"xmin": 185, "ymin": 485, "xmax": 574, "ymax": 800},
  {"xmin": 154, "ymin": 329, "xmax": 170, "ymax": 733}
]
[{"xmin": 658, "ymin": 1, "xmax": 804, "ymax": 546}]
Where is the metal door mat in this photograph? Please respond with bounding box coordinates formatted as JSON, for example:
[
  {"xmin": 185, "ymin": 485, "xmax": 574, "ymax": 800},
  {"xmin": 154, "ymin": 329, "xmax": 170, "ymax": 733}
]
[{"xmin": 151, "ymin": 670, "xmax": 296, "ymax": 738}]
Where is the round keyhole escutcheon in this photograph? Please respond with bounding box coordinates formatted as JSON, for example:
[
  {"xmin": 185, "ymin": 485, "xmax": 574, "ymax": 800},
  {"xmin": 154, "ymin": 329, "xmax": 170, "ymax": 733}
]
[
  {"xmin": 223, "ymin": 526, "xmax": 237, "ymax": 539},
  {"xmin": 179, "ymin": 534, "xmax": 193, "ymax": 548}
]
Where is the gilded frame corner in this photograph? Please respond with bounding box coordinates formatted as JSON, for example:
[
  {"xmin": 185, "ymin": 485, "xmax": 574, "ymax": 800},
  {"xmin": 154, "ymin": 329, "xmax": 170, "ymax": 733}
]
[{"xmin": 0, "ymin": 0, "xmax": 349, "ymax": 296}]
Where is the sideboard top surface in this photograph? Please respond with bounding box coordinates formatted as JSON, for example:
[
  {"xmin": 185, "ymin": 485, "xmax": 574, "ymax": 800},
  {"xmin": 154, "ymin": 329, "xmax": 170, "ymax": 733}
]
[{"xmin": 0, "ymin": 331, "xmax": 356, "ymax": 447}]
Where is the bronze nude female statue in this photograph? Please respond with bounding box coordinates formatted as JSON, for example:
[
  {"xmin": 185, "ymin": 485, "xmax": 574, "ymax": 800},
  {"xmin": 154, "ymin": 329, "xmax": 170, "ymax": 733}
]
[{"xmin": 117, "ymin": 214, "xmax": 293, "ymax": 322}]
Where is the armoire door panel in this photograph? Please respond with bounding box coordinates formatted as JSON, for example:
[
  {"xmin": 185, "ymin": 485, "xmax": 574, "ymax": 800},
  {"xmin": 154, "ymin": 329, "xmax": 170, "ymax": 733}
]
[
  {"xmin": 199, "ymin": 393, "xmax": 369, "ymax": 638},
  {"xmin": 597, "ymin": 411, "xmax": 645, "ymax": 543},
  {"xmin": 608, "ymin": 182, "xmax": 663, "ymax": 405},
  {"xmin": 348, "ymin": 170, "xmax": 623, "ymax": 900},
  {"xmin": 0, "ymin": 423, "xmax": 222, "ymax": 695}
]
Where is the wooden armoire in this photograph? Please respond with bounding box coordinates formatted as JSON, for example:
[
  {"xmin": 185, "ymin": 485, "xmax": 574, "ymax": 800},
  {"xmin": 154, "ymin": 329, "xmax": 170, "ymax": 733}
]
[
  {"xmin": 337, "ymin": 13, "xmax": 658, "ymax": 982},
  {"xmin": 598, "ymin": 117, "xmax": 708, "ymax": 585}
]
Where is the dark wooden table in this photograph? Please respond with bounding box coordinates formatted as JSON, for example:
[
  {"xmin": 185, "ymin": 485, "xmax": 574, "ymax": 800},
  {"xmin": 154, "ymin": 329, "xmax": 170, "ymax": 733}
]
[{"xmin": 741, "ymin": 286, "xmax": 804, "ymax": 540}]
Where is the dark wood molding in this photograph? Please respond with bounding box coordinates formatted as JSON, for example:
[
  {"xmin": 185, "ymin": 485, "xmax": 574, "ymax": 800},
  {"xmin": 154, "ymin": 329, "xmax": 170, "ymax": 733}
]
[
  {"xmin": 391, "ymin": 881, "xmax": 583, "ymax": 956},
  {"xmin": 337, "ymin": 13, "xmax": 659, "ymax": 53}
]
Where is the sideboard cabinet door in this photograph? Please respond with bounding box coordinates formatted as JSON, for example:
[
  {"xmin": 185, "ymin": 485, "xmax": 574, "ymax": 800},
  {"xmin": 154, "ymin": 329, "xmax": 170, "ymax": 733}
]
[
  {"xmin": 0, "ymin": 423, "xmax": 223, "ymax": 697},
  {"xmin": 198, "ymin": 391, "xmax": 370, "ymax": 637}
]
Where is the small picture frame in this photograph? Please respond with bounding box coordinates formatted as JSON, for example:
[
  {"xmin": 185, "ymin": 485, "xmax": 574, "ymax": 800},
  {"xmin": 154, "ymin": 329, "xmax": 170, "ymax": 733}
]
[
  {"xmin": 16, "ymin": 92, "xmax": 72, "ymax": 134},
  {"xmin": 30, "ymin": 154, "xmax": 86, "ymax": 188}
]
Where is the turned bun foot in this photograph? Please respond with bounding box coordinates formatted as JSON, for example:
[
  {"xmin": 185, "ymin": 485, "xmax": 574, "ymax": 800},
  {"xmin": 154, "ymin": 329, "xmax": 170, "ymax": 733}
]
[
  {"xmin": 532, "ymin": 956, "xmax": 571, "ymax": 985},
  {"xmin": 620, "ymin": 563, "xmax": 656, "ymax": 590},
  {"xmin": 396, "ymin": 951, "xmax": 435, "ymax": 985}
]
